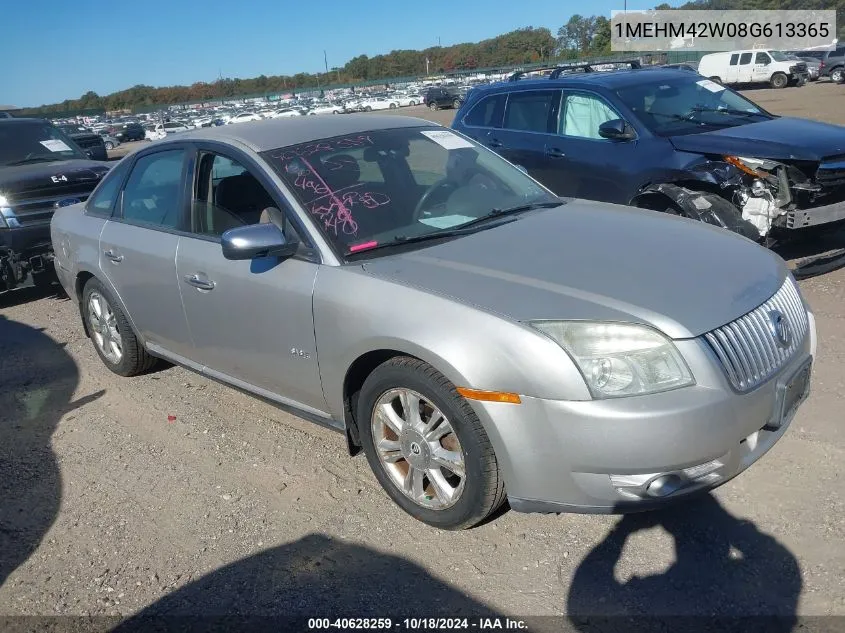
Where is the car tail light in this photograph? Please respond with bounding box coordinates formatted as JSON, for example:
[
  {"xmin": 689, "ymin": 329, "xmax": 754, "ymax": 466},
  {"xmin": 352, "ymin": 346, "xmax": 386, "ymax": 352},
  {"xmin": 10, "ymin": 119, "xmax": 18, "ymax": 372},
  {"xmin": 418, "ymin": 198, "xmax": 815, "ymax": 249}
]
[{"xmin": 820, "ymin": 61, "xmax": 826, "ymax": 68}]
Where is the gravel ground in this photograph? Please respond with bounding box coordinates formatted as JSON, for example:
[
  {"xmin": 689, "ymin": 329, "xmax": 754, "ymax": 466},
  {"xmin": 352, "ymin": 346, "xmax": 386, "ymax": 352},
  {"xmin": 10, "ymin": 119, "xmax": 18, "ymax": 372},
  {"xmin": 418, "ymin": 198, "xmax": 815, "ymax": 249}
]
[{"xmin": 2, "ymin": 80, "xmax": 844, "ymax": 627}]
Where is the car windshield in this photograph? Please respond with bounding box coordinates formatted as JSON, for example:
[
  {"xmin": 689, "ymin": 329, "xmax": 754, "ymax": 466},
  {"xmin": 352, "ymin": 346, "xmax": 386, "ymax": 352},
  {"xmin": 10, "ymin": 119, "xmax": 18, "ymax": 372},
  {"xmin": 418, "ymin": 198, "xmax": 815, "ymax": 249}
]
[
  {"xmin": 615, "ymin": 74, "xmax": 771, "ymax": 136},
  {"xmin": 261, "ymin": 127, "xmax": 557, "ymax": 256},
  {"xmin": 0, "ymin": 120, "xmax": 87, "ymax": 166},
  {"xmin": 769, "ymin": 50, "xmax": 789, "ymax": 62}
]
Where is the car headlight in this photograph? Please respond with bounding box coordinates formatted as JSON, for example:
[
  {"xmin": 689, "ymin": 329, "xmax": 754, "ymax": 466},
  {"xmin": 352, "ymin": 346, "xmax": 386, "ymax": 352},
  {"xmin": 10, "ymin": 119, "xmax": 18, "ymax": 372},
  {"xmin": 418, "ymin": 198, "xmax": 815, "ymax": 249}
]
[
  {"xmin": 530, "ymin": 321, "xmax": 694, "ymax": 398},
  {"xmin": 723, "ymin": 155, "xmax": 778, "ymax": 177},
  {"xmin": 0, "ymin": 194, "xmax": 21, "ymax": 228}
]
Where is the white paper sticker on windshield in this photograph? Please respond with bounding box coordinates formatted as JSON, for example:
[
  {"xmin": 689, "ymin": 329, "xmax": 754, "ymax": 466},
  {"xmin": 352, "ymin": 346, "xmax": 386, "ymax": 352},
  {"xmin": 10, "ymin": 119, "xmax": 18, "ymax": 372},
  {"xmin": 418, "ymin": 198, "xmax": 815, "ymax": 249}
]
[
  {"xmin": 696, "ymin": 79, "xmax": 725, "ymax": 93},
  {"xmin": 420, "ymin": 130, "xmax": 474, "ymax": 150},
  {"xmin": 419, "ymin": 214, "xmax": 474, "ymax": 229},
  {"xmin": 40, "ymin": 139, "xmax": 73, "ymax": 152}
]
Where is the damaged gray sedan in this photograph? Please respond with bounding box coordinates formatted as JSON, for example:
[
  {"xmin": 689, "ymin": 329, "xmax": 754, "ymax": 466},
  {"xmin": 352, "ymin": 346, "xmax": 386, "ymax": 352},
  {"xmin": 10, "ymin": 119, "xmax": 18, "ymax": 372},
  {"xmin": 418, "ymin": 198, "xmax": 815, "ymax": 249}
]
[{"xmin": 52, "ymin": 116, "xmax": 816, "ymax": 529}]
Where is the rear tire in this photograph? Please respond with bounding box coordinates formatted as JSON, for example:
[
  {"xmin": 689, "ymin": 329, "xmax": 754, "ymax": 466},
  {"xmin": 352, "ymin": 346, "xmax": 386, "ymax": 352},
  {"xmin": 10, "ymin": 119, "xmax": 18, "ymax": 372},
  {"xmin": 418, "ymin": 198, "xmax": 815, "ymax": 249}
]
[
  {"xmin": 429, "ymin": 102, "xmax": 438, "ymax": 111},
  {"xmin": 453, "ymin": 99, "xmax": 461, "ymax": 109},
  {"xmin": 410, "ymin": 100, "xmax": 417, "ymax": 106},
  {"xmin": 104, "ymin": 141, "xmax": 114, "ymax": 150},
  {"xmin": 830, "ymin": 67, "xmax": 844, "ymax": 83},
  {"xmin": 770, "ymin": 73, "xmax": 788, "ymax": 89},
  {"xmin": 708, "ymin": 76, "xmax": 722, "ymax": 84},
  {"xmin": 357, "ymin": 356, "xmax": 506, "ymax": 530},
  {"xmin": 82, "ymin": 278, "xmax": 156, "ymax": 377}
]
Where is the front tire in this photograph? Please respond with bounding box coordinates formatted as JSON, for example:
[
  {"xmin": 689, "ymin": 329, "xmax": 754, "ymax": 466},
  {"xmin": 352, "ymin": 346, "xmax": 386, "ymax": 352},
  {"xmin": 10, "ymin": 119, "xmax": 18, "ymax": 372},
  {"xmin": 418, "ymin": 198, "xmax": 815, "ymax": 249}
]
[
  {"xmin": 770, "ymin": 72, "xmax": 788, "ymax": 89},
  {"xmin": 830, "ymin": 67, "xmax": 844, "ymax": 83},
  {"xmin": 358, "ymin": 357, "xmax": 506, "ymax": 530},
  {"xmin": 82, "ymin": 278, "xmax": 156, "ymax": 377},
  {"xmin": 429, "ymin": 102, "xmax": 438, "ymax": 111},
  {"xmin": 104, "ymin": 141, "xmax": 114, "ymax": 150},
  {"xmin": 453, "ymin": 99, "xmax": 461, "ymax": 109}
]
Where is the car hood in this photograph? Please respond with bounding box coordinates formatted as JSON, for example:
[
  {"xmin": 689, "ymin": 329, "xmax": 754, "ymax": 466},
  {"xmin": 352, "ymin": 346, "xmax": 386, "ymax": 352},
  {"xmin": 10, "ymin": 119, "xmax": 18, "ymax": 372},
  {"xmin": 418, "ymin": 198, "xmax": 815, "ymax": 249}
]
[
  {"xmin": 360, "ymin": 201, "xmax": 787, "ymax": 339},
  {"xmin": 0, "ymin": 160, "xmax": 110, "ymax": 198},
  {"xmin": 669, "ymin": 117, "xmax": 845, "ymax": 161}
]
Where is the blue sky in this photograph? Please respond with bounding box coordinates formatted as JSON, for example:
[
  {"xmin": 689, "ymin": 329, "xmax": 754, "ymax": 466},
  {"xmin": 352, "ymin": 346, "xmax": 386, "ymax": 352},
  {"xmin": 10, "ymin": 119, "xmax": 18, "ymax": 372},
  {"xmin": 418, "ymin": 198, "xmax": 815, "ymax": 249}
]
[{"xmin": 4, "ymin": 0, "xmax": 629, "ymax": 107}]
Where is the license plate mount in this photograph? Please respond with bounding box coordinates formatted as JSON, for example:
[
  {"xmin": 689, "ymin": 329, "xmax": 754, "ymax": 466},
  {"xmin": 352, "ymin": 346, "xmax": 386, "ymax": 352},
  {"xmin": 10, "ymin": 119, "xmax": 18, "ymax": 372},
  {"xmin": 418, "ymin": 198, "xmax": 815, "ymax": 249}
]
[{"xmin": 768, "ymin": 359, "xmax": 812, "ymax": 430}]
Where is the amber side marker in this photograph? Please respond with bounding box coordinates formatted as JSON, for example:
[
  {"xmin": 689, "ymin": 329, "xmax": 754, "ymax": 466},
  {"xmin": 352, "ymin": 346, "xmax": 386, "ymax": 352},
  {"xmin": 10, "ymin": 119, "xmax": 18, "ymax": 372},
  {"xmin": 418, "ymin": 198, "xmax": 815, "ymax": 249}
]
[{"xmin": 456, "ymin": 388, "xmax": 521, "ymax": 404}]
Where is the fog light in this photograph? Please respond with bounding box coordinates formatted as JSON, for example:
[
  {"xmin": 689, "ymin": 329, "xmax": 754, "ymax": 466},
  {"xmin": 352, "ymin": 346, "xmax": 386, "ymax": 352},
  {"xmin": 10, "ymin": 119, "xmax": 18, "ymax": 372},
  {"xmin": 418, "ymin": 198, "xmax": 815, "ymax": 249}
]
[{"xmin": 645, "ymin": 474, "xmax": 683, "ymax": 498}]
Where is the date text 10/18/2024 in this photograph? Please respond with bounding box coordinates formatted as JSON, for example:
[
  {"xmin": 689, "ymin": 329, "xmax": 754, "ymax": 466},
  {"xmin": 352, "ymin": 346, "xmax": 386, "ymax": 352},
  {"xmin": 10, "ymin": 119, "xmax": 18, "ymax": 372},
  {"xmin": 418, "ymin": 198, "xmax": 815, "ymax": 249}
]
[{"xmin": 308, "ymin": 617, "xmax": 529, "ymax": 630}]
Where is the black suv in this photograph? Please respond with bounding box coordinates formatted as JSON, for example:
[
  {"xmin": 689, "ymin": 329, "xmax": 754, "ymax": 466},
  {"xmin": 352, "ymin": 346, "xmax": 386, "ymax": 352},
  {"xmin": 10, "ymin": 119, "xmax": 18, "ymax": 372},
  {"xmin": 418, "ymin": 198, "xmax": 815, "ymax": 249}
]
[
  {"xmin": 0, "ymin": 118, "xmax": 109, "ymax": 291},
  {"xmin": 792, "ymin": 45, "xmax": 845, "ymax": 82},
  {"xmin": 423, "ymin": 86, "xmax": 462, "ymax": 111},
  {"xmin": 57, "ymin": 124, "xmax": 108, "ymax": 161},
  {"xmin": 111, "ymin": 122, "xmax": 145, "ymax": 142},
  {"xmin": 452, "ymin": 65, "xmax": 845, "ymax": 244}
]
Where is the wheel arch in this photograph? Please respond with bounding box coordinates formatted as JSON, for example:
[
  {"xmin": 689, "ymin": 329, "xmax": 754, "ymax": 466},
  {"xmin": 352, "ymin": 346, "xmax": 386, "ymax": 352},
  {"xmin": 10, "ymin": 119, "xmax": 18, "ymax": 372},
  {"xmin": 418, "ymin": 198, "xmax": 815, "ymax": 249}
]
[
  {"xmin": 74, "ymin": 268, "xmax": 144, "ymax": 344},
  {"xmin": 340, "ymin": 343, "xmax": 469, "ymax": 455}
]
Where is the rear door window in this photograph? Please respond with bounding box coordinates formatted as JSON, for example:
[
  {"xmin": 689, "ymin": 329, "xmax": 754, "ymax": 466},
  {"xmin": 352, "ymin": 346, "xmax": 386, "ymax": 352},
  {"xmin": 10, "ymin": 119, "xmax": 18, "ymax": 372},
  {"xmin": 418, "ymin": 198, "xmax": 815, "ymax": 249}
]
[
  {"xmin": 502, "ymin": 90, "xmax": 559, "ymax": 133},
  {"xmin": 730, "ymin": 54, "xmax": 739, "ymax": 65}
]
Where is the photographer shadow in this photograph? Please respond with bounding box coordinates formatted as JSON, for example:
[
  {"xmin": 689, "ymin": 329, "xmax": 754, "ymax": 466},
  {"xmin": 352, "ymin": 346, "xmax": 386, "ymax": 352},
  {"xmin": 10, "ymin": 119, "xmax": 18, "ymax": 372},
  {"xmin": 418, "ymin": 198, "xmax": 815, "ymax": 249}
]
[{"xmin": 566, "ymin": 494, "xmax": 801, "ymax": 632}]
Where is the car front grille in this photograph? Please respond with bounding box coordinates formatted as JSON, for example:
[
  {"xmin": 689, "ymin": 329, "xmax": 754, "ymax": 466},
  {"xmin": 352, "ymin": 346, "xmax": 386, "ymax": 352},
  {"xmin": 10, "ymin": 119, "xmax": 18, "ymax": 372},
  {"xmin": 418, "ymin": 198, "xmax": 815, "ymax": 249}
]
[
  {"xmin": 703, "ymin": 277, "xmax": 808, "ymax": 392},
  {"xmin": 12, "ymin": 189, "xmax": 93, "ymax": 225},
  {"xmin": 816, "ymin": 157, "xmax": 845, "ymax": 187}
]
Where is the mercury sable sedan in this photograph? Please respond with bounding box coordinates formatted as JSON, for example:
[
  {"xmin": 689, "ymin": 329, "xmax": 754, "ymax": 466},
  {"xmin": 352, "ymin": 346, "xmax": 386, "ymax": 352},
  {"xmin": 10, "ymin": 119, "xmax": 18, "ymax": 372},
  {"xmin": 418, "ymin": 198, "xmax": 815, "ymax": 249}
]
[{"xmin": 51, "ymin": 116, "xmax": 816, "ymax": 530}]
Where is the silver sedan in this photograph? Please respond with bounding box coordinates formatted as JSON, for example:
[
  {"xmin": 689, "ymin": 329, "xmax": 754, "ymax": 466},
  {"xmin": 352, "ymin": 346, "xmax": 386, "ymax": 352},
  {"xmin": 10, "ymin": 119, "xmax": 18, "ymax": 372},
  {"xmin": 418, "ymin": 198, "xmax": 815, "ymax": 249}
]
[{"xmin": 50, "ymin": 116, "xmax": 816, "ymax": 529}]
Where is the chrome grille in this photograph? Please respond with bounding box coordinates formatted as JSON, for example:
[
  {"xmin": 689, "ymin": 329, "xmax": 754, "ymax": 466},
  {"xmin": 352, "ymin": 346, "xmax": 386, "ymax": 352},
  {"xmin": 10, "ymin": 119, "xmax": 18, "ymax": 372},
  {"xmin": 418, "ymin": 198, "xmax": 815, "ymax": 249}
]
[{"xmin": 704, "ymin": 277, "xmax": 808, "ymax": 392}]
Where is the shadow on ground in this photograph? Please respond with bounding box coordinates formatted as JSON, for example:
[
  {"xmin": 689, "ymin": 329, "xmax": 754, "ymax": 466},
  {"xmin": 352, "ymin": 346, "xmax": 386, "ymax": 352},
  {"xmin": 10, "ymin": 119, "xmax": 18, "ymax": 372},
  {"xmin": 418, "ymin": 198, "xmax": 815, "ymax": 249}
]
[
  {"xmin": 0, "ymin": 281, "xmax": 68, "ymax": 310},
  {"xmin": 113, "ymin": 533, "xmax": 502, "ymax": 631},
  {"xmin": 566, "ymin": 494, "xmax": 801, "ymax": 632},
  {"xmin": 0, "ymin": 314, "xmax": 102, "ymax": 588}
]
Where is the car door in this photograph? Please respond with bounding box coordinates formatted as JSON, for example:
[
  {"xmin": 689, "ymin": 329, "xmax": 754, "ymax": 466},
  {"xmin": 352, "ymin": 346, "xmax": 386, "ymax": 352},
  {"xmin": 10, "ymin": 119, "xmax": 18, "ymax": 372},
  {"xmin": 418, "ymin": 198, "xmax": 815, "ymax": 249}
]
[
  {"xmin": 752, "ymin": 52, "xmax": 772, "ymax": 82},
  {"xmin": 725, "ymin": 53, "xmax": 741, "ymax": 83},
  {"xmin": 175, "ymin": 145, "xmax": 327, "ymax": 413},
  {"xmin": 737, "ymin": 52, "xmax": 754, "ymax": 82},
  {"xmin": 548, "ymin": 89, "xmax": 642, "ymax": 202},
  {"xmin": 98, "ymin": 146, "xmax": 194, "ymax": 358},
  {"xmin": 485, "ymin": 89, "xmax": 563, "ymax": 190}
]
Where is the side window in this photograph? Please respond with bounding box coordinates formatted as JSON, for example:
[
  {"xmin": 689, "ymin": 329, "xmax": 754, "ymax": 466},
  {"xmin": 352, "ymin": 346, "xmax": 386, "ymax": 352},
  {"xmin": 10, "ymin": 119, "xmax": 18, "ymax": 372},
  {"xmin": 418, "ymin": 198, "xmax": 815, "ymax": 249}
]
[
  {"xmin": 120, "ymin": 149, "xmax": 185, "ymax": 229},
  {"xmin": 729, "ymin": 54, "xmax": 739, "ymax": 65},
  {"xmin": 86, "ymin": 160, "xmax": 130, "ymax": 217},
  {"xmin": 755, "ymin": 52, "xmax": 771, "ymax": 64},
  {"xmin": 503, "ymin": 90, "xmax": 558, "ymax": 133},
  {"xmin": 559, "ymin": 92, "xmax": 621, "ymax": 140},
  {"xmin": 463, "ymin": 94, "xmax": 505, "ymax": 128},
  {"xmin": 192, "ymin": 151, "xmax": 299, "ymax": 241},
  {"xmin": 739, "ymin": 52, "xmax": 752, "ymax": 65},
  {"xmin": 836, "ymin": 46, "xmax": 845, "ymax": 56}
]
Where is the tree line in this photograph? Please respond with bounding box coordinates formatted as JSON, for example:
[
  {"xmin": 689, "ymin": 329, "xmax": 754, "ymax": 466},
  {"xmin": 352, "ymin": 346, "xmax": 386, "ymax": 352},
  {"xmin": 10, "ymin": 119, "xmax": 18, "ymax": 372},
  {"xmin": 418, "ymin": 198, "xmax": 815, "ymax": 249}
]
[{"xmin": 19, "ymin": 0, "xmax": 844, "ymax": 116}]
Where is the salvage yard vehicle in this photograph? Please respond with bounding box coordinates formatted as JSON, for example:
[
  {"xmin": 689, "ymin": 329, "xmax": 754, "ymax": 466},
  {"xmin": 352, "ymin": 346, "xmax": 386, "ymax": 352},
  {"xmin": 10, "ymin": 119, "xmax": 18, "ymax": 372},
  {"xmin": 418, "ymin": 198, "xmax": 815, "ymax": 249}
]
[
  {"xmin": 698, "ymin": 50, "xmax": 809, "ymax": 88},
  {"xmin": 52, "ymin": 116, "xmax": 815, "ymax": 529},
  {"xmin": 453, "ymin": 66, "xmax": 845, "ymax": 243},
  {"xmin": 58, "ymin": 124, "xmax": 108, "ymax": 161},
  {"xmin": 1, "ymin": 118, "xmax": 109, "ymax": 292}
]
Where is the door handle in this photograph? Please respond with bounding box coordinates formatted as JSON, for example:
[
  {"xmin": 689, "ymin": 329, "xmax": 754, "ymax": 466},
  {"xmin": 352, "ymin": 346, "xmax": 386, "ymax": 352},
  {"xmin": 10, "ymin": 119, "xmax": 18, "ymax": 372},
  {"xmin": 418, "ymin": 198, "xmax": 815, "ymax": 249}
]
[
  {"xmin": 488, "ymin": 138, "xmax": 503, "ymax": 148},
  {"xmin": 103, "ymin": 249, "xmax": 124, "ymax": 263},
  {"xmin": 545, "ymin": 147, "xmax": 566, "ymax": 158},
  {"xmin": 183, "ymin": 273, "xmax": 216, "ymax": 291}
]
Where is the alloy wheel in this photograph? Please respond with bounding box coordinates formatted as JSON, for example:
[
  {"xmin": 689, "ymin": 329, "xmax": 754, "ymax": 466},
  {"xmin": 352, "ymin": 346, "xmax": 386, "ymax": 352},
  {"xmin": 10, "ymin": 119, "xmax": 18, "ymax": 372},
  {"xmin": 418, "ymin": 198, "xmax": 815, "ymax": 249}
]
[
  {"xmin": 371, "ymin": 388, "xmax": 466, "ymax": 510},
  {"xmin": 88, "ymin": 291, "xmax": 123, "ymax": 364}
]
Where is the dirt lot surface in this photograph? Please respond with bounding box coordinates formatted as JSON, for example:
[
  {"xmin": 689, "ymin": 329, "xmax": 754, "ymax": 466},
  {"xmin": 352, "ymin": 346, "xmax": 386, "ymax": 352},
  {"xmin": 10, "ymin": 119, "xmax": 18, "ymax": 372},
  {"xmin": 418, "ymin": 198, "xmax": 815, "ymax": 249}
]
[{"xmin": 2, "ymin": 81, "xmax": 844, "ymax": 627}]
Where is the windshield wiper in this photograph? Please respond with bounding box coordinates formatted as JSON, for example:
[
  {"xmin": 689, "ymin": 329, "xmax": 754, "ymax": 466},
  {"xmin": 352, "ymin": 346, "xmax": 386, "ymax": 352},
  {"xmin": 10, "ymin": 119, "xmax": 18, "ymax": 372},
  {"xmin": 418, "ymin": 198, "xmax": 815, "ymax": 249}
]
[
  {"xmin": 6, "ymin": 156, "xmax": 63, "ymax": 166},
  {"xmin": 686, "ymin": 106, "xmax": 767, "ymax": 118},
  {"xmin": 453, "ymin": 199, "xmax": 563, "ymax": 231}
]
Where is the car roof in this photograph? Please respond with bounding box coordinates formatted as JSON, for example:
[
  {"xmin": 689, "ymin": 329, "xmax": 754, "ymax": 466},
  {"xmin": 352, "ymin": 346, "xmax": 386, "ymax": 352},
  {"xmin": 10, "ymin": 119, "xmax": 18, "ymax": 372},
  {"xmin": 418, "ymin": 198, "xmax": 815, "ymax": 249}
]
[
  {"xmin": 174, "ymin": 114, "xmax": 436, "ymax": 152},
  {"xmin": 472, "ymin": 67, "xmax": 697, "ymax": 94}
]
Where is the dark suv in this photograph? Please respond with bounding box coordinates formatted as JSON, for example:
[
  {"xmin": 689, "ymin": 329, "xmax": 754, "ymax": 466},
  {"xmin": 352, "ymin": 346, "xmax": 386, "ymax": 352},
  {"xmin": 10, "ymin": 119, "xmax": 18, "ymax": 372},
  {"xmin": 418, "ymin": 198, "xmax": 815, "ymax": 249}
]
[
  {"xmin": 57, "ymin": 124, "xmax": 108, "ymax": 161},
  {"xmin": 452, "ymin": 65, "xmax": 845, "ymax": 244},
  {"xmin": 0, "ymin": 118, "xmax": 109, "ymax": 291},
  {"xmin": 423, "ymin": 86, "xmax": 461, "ymax": 111},
  {"xmin": 792, "ymin": 46, "xmax": 845, "ymax": 82},
  {"xmin": 111, "ymin": 122, "xmax": 146, "ymax": 142}
]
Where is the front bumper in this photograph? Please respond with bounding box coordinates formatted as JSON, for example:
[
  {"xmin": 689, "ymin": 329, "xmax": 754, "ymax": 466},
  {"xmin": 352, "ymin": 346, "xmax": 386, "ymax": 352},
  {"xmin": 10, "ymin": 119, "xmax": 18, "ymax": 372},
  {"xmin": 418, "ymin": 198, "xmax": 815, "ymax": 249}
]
[
  {"xmin": 783, "ymin": 198, "xmax": 845, "ymax": 229},
  {"xmin": 470, "ymin": 324, "xmax": 814, "ymax": 514}
]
